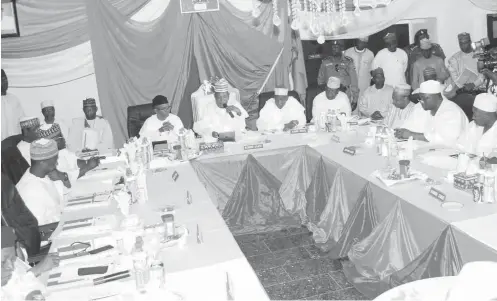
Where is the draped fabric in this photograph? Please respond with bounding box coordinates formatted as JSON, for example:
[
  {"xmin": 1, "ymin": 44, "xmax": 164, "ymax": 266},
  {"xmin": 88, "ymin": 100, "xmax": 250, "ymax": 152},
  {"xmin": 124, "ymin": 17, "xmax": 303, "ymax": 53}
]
[
  {"xmin": 191, "ymin": 145, "xmax": 487, "ymax": 299},
  {"xmin": 1, "ymin": 0, "xmax": 150, "ymax": 58},
  {"xmin": 467, "ymin": 0, "xmax": 497, "ymax": 11},
  {"xmin": 85, "ymin": 0, "xmax": 281, "ymax": 146}
]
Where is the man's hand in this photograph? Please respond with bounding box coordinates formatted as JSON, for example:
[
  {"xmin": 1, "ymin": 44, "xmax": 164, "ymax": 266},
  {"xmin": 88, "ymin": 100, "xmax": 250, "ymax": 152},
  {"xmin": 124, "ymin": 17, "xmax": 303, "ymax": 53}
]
[
  {"xmin": 159, "ymin": 122, "xmax": 174, "ymax": 132},
  {"xmin": 463, "ymin": 83, "xmax": 476, "ymax": 91},
  {"xmin": 371, "ymin": 111, "xmax": 383, "ymax": 120},
  {"xmin": 48, "ymin": 170, "xmax": 71, "ymax": 188},
  {"xmin": 87, "ymin": 157, "xmax": 100, "ymax": 170},
  {"xmin": 212, "ymin": 131, "xmax": 219, "ymax": 138},
  {"xmin": 394, "ymin": 128, "xmax": 413, "ymax": 139},
  {"xmin": 283, "ymin": 120, "xmax": 298, "ymax": 131},
  {"xmin": 31, "ymin": 254, "xmax": 60, "ymax": 276},
  {"xmin": 481, "ymin": 69, "xmax": 497, "ymax": 82},
  {"xmin": 225, "ymin": 105, "xmax": 242, "ymax": 117}
]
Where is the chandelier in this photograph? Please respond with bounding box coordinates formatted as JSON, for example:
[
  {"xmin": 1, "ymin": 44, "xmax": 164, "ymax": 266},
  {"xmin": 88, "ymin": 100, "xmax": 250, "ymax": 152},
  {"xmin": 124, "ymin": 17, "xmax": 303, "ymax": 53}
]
[{"xmin": 252, "ymin": 0, "xmax": 393, "ymax": 44}]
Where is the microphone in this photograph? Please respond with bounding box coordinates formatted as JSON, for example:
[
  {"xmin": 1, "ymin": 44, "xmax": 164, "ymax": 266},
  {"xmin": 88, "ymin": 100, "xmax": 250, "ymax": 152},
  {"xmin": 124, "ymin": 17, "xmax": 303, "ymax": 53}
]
[{"xmin": 223, "ymin": 103, "xmax": 234, "ymax": 118}]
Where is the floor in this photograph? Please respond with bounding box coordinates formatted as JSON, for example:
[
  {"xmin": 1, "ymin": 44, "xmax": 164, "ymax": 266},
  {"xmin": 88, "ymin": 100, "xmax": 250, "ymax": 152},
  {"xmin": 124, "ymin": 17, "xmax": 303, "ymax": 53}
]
[{"xmin": 234, "ymin": 226, "xmax": 369, "ymax": 300}]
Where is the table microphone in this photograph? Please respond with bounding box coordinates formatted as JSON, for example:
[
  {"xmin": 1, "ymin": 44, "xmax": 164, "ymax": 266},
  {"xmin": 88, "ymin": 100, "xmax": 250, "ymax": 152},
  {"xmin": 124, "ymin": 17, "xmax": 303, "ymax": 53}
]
[{"xmin": 223, "ymin": 103, "xmax": 234, "ymax": 118}]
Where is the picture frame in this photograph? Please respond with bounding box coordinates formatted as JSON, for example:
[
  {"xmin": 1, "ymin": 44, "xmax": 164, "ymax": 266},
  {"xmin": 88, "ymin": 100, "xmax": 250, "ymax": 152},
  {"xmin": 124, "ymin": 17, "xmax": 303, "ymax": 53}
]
[
  {"xmin": 487, "ymin": 14, "xmax": 497, "ymax": 46},
  {"xmin": 180, "ymin": 0, "xmax": 219, "ymax": 14},
  {"xmin": 1, "ymin": 0, "xmax": 20, "ymax": 38}
]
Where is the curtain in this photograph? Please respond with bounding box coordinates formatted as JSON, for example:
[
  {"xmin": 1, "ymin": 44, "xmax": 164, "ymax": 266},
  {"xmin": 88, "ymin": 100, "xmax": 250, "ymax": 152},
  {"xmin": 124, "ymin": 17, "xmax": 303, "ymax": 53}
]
[
  {"xmin": 1, "ymin": 0, "xmax": 150, "ymax": 58},
  {"xmin": 467, "ymin": 0, "xmax": 497, "ymax": 11},
  {"xmin": 85, "ymin": 0, "xmax": 281, "ymax": 146}
]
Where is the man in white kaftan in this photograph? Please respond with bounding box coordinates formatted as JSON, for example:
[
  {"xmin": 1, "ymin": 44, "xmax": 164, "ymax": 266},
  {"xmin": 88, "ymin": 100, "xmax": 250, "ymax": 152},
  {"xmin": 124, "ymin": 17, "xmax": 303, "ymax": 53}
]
[
  {"xmin": 139, "ymin": 95, "xmax": 185, "ymax": 142},
  {"xmin": 1, "ymin": 69, "xmax": 25, "ymax": 140},
  {"xmin": 457, "ymin": 93, "xmax": 497, "ymax": 156},
  {"xmin": 193, "ymin": 78, "xmax": 248, "ymax": 141},
  {"xmin": 257, "ymin": 88, "xmax": 306, "ymax": 132},
  {"xmin": 358, "ymin": 68, "xmax": 393, "ymax": 119},
  {"xmin": 312, "ymin": 77, "xmax": 352, "ymax": 123},
  {"xmin": 40, "ymin": 100, "xmax": 69, "ymax": 139},
  {"xmin": 372, "ymin": 32, "xmax": 408, "ymax": 87},
  {"xmin": 67, "ymin": 98, "xmax": 115, "ymax": 153},
  {"xmin": 344, "ymin": 37, "xmax": 374, "ymax": 98},
  {"xmin": 384, "ymin": 84, "xmax": 416, "ymax": 129},
  {"xmin": 395, "ymin": 80, "xmax": 468, "ymax": 147},
  {"xmin": 16, "ymin": 139, "xmax": 65, "ymax": 226},
  {"xmin": 16, "ymin": 117, "xmax": 40, "ymax": 163}
]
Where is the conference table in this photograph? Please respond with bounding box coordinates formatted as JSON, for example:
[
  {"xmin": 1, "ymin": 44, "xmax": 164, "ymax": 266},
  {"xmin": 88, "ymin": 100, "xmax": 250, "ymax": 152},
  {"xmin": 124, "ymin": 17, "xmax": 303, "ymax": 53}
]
[{"xmin": 43, "ymin": 126, "xmax": 497, "ymax": 300}]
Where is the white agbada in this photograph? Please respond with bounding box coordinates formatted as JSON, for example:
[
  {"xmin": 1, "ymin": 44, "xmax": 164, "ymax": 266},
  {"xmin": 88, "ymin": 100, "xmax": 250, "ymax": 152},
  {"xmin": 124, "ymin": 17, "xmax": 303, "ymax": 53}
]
[
  {"xmin": 402, "ymin": 87, "xmax": 468, "ymax": 147},
  {"xmin": 193, "ymin": 94, "xmax": 248, "ymax": 138},
  {"xmin": 16, "ymin": 171, "xmax": 64, "ymax": 226},
  {"xmin": 17, "ymin": 140, "xmax": 31, "ymax": 163},
  {"xmin": 384, "ymin": 102, "xmax": 416, "ymax": 129},
  {"xmin": 257, "ymin": 96, "xmax": 306, "ymax": 132},
  {"xmin": 139, "ymin": 113, "xmax": 184, "ymax": 142},
  {"xmin": 1, "ymin": 258, "xmax": 46, "ymax": 301},
  {"xmin": 372, "ymin": 48, "xmax": 408, "ymax": 87},
  {"xmin": 312, "ymin": 91, "xmax": 352, "ymax": 121},
  {"xmin": 1, "ymin": 92, "xmax": 25, "ymax": 140},
  {"xmin": 358, "ymin": 84, "xmax": 393, "ymax": 118}
]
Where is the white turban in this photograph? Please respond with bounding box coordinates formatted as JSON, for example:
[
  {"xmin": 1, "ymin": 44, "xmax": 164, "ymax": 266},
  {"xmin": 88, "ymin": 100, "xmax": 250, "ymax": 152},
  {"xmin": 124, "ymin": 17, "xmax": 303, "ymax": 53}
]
[
  {"xmin": 474, "ymin": 93, "xmax": 497, "ymax": 112},
  {"xmin": 394, "ymin": 83, "xmax": 411, "ymax": 95},
  {"xmin": 41, "ymin": 100, "xmax": 54, "ymax": 109},
  {"xmin": 274, "ymin": 88, "xmax": 288, "ymax": 96},
  {"xmin": 419, "ymin": 80, "xmax": 442, "ymax": 94}
]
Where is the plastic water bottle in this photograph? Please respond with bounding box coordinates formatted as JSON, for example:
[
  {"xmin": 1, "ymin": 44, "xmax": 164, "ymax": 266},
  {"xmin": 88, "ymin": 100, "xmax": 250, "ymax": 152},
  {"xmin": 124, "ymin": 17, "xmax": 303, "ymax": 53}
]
[
  {"xmin": 327, "ymin": 109, "xmax": 337, "ymax": 132},
  {"xmin": 132, "ymin": 236, "xmax": 150, "ymax": 292}
]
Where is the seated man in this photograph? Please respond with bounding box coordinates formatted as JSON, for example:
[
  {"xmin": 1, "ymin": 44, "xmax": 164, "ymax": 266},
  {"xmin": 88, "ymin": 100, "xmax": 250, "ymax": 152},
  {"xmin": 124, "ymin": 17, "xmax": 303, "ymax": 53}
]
[
  {"xmin": 40, "ymin": 100, "xmax": 69, "ymax": 139},
  {"xmin": 37, "ymin": 123, "xmax": 100, "ymax": 184},
  {"xmin": 312, "ymin": 77, "xmax": 352, "ymax": 123},
  {"xmin": 411, "ymin": 39, "xmax": 449, "ymax": 91},
  {"xmin": 193, "ymin": 78, "xmax": 248, "ymax": 141},
  {"xmin": 139, "ymin": 95, "xmax": 184, "ymax": 142},
  {"xmin": 457, "ymin": 93, "xmax": 497, "ymax": 156},
  {"xmin": 67, "ymin": 98, "xmax": 114, "ymax": 153},
  {"xmin": 16, "ymin": 117, "xmax": 40, "ymax": 163},
  {"xmin": 395, "ymin": 80, "xmax": 468, "ymax": 147},
  {"xmin": 2, "ymin": 226, "xmax": 59, "ymax": 301},
  {"xmin": 358, "ymin": 68, "xmax": 393, "ymax": 120},
  {"xmin": 384, "ymin": 84, "xmax": 416, "ymax": 129},
  {"xmin": 16, "ymin": 139, "xmax": 65, "ymax": 226},
  {"xmin": 256, "ymin": 87, "xmax": 306, "ymax": 132}
]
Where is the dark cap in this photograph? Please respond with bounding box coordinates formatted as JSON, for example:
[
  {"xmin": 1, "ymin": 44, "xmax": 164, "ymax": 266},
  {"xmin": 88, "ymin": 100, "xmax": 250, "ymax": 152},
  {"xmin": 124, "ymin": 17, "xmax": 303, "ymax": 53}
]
[{"xmin": 152, "ymin": 95, "xmax": 168, "ymax": 107}]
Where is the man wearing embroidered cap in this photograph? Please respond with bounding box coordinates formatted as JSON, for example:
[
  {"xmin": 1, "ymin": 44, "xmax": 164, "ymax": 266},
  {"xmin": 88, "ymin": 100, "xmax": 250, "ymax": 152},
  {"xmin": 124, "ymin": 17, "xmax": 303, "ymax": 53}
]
[
  {"xmin": 40, "ymin": 99, "xmax": 69, "ymax": 139},
  {"xmin": 385, "ymin": 83, "xmax": 416, "ymax": 129},
  {"xmin": 139, "ymin": 95, "xmax": 185, "ymax": 143},
  {"xmin": 312, "ymin": 77, "xmax": 352, "ymax": 123},
  {"xmin": 37, "ymin": 123, "xmax": 100, "ymax": 183},
  {"xmin": 1, "ymin": 69, "xmax": 25, "ymax": 140},
  {"xmin": 395, "ymin": 80, "xmax": 468, "ymax": 146},
  {"xmin": 372, "ymin": 29, "xmax": 408, "ymax": 87},
  {"xmin": 457, "ymin": 93, "xmax": 497, "ymax": 156},
  {"xmin": 344, "ymin": 37, "xmax": 374, "ymax": 99},
  {"xmin": 411, "ymin": 38, "xmax": 449, "ymax": 90},
  {"xmin": 16, "ymin": 139, "xmax": 65, "ymax": 226},
  {"xmin": 358, "ymin": 67, "xmax": 393, "ymax": 120},
  {"xmin": 1, "ymin": 226, "xmax": 57, "ymax": 300},
  {"xmin": 16, "ymin": 117, "xmax": 40, "ymax": 164},
  {"xmin": 193, "ymin": 78, "xmax": 248, "ymax": 141},
  {"xmin": 67, "ymin": 98, "xmax": 115, "ymax": 153},
  {"xmin": 257, "ymin": 87, "xmax": 306, "ymax": 132},
  {"xmin": 404, "ymin": 29, "xmax": 446, "ymax": 84},
  {"xmin": 317, "ymin": 40, "xmax": 359, "ymax": 109}
]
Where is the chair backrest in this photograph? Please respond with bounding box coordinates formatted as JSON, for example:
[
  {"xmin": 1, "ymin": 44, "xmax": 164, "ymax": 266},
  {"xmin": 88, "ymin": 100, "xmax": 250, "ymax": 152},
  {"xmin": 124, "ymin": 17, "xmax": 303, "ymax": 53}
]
[
  {"xmin": 127, "ymin": 103, "xmax": 154, "ymax": 139},
  {"xmin": 258, "ymin": 90, "xmax": 301, "ymax": 112},
  {"xmin": 191, "ymin": 84, "xmax": 241, "ymax": 122},
  {"xmin": 1, "ymin": 145, "xmax": 29, "ymax": 186},
  {"xmin": 1, "ymin": 173, "xmax": 41, "ymax": 256},
  {"xmin": 1, "ymin": 134, "xmax": 23, "ymax": 152}
]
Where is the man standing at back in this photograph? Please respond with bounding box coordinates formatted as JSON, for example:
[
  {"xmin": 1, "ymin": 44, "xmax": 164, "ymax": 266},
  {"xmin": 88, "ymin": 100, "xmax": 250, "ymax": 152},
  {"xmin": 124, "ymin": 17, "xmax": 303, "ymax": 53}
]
[
  {"xmin": 411, "ymin": 39, "xmax": 449, "ymax": 90},
  {"xmin": 344, "ymin": 37, "xmax": 374, "ymax": 99},
  {"xmin": 1, "ymin": 69, "xmax": 25, "ymax": 140},
  {"xmin": 405, "ymin": 29, "xmax": 446, "ymax": 84},
  {"xmin": 372, "ymin": 30, "xmax": 408, "ymax": 87}
]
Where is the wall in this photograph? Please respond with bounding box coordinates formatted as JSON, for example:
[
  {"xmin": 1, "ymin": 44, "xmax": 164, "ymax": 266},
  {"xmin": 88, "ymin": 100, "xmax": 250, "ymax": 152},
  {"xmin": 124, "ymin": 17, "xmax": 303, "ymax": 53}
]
[{"xmin": 5, "ymin": 0, "xmax": 493, "ymax": 132}]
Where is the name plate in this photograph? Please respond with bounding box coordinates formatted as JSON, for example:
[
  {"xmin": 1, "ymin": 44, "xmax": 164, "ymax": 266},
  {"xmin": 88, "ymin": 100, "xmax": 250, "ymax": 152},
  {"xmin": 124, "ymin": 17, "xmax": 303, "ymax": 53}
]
[
  {"xmin": 244, "ymin": 144, "xmax": 263, "ymax": 150},
  {"xmin": 199, "ymin": 141, "xmax": 224, "ymax": 153},
  {"xmin": 331, "ymin": 135, "xmax": 340, "ymax": 143},
  {"xmin": 343, "ymin": 146, "xmax": 356, "ymax": 156},
  {"xmin": 348, "ymin": 121, "xmax": 358, "ymax": 126},
  {"xmin": 290, "ymin": 128, "xmax": 308, "ymax": 134},
  {"xmin": 80, "ymin": 150, "xmax": 99, "ymax": 159},
  {"xmin": 429, "ymin": 187, "xmax": 446, "ymax": 202}
]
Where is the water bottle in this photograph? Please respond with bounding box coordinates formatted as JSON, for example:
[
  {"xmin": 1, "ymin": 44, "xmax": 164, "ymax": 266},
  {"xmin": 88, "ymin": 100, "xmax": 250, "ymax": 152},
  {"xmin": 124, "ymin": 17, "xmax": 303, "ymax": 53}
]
[
  {"xmin": 132, "ymin": 236, "xmax": 150, "ymax": 292},
  {"xmin": 326, "ymin": 109, "xmax": 337, "ymax": 132}
]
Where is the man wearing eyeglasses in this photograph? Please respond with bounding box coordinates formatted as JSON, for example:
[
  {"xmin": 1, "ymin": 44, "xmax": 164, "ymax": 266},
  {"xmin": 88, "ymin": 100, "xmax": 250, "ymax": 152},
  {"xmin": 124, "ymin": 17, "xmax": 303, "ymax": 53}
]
[{"xmin": 139, "ymin": 95, "xmax": 185, "ymax": 143}]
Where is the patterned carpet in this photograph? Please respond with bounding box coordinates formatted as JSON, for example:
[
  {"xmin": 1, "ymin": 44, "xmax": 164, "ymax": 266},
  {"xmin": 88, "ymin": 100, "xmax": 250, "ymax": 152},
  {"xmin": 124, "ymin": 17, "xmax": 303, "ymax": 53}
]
[{"xmin": 234, "ymin": 226, "xmax": 369, "ymax": 300}]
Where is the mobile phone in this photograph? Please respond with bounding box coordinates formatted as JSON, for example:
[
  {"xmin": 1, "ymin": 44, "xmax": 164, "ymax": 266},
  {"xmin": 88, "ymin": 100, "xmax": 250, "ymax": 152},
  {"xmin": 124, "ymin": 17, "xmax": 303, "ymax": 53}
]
[
  {"xmin": 88, "ymin": 245, "xmax": 114, "ymax": 255},
  {"xmin": 78, "ymin": 266, "xmax": 109, "ymax": 276}
]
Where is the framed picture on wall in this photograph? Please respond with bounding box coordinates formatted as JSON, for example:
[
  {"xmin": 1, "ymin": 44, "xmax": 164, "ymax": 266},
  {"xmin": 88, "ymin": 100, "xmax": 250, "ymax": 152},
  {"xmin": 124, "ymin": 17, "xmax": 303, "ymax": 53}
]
[
  {"xmin": 487, "ymin": 14, "xmax": 497, "ymax": 46},
  {"xmin": 180, "ymin": 0, "xmax": 219, "ymax": 14},
  {"xmin": 1, "ymin": 0, "xmax": 20, "ymax": 38}
]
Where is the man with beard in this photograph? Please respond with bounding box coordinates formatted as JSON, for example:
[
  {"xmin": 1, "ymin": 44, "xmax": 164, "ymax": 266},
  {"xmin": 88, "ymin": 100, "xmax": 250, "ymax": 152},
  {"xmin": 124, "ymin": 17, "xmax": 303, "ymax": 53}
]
[
  {"xmin": 139, "ymin": 95, "xmax": 184, "ymax": 143},
  {"xmin": 1, "ymin": 69, "xmax": 25, "ymax": 140},
  {"xmin": 344, "ymin": 37, "xmax": 374, "ymax": 98},
  {"xmin": 40, "ymin": 100, "xmax": 69, "ymax": 139},
  {"xmin": 312, "ymin": 77, "xmax": 352, "ymax": 121},
  {"xmin": 411, "ymin": 39, "xmax": 450, "ymax": 90},
  {"xmin": 395, "ymin": 80, "xmax": 468, "ymax": 147},
  {"xmin": 358, "ymin": 67, "xmax": 393, "ymax": 120},
  {"xmin": 372, "ymin": 30, "xmax": 408, "ymax": 87},
  {"xmin": 385, "ymin": 84, "xmax": 416, "ymax": 129},
  {"xmin": 457, "ymin": 93, "xmax": 497, "ymax": 156},
  {"xmin": 257, "ymin": 87, "xmax": 305, "ymax": 132},
  {"xmin": 67, "ymin": 98, "xmax": 114, "ymax": 153}
]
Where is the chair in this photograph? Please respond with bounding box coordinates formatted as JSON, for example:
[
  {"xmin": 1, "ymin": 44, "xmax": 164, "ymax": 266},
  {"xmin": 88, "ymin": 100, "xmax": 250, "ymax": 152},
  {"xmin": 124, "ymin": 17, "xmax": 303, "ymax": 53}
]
[
  {"xmin": 258, "ymin": 90, "xmax": 302, "ymax": 113},
  {"xmin": 1, "ymin": 134, "xmax": 23, "ymax": 152},
  {"xmin": 191, "ymin": 83, "xmax": 241, "ymax": 123},
  {"xmin": 127, "ymin": 103, "xmax": 154, "ymax": 139},
  {"xmin": 305, "ymin": 85, "xmax": 326, "ymax": 123},
  {"xmin": 1, "ymin": 144, "xmax": 29, "ymax": 185}
]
